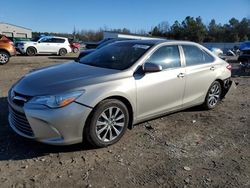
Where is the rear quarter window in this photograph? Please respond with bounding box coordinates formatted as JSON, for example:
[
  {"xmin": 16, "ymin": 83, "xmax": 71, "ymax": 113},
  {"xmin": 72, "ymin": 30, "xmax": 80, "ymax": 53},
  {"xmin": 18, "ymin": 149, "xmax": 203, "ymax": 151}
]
[
  {"xmin": 52, "ymin": 38, "xmax": 65, "ymax": 43},
  {"xmin": 182, "ymin": 45, "xmax": 214, "ymax": 66}
]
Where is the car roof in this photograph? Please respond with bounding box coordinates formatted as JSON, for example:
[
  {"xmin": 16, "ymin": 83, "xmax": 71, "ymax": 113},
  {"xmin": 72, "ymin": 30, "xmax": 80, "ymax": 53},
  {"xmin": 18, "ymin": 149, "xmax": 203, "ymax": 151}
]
[
  {"xmin": 115, "ymin": 39, "xmax": 199, "ymax": 46},
  {"xmin": 41, "ymin": 36, "xmax": 67, "ymax": 39}
]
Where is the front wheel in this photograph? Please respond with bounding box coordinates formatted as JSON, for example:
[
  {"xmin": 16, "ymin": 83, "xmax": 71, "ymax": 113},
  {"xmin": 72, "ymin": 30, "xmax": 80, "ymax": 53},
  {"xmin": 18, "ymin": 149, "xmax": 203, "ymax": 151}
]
[
  {"xmin": 0, "ymin": 51, "xmax": 10, "ymax": 65},
  {"xmin": 203, "ymin": 81, "xmax": 222, "ymax": 110},
  {"xmin": 26, "ymin": 47, "xmax": 36, "ymax": 56},
  {"xmin": 85, "ymin": 99, "xmax": 129, "ymax": 147}
]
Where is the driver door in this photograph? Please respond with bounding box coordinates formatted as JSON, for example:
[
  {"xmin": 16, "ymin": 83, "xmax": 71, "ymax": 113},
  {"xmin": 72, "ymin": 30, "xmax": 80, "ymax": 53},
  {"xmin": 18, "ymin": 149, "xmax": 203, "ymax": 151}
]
[
  {"xmin": 37, "ymin": 37, "xmax": 53, "ymax": 53},
  {"xmin": 135, "ymin": 45, "xmax": 186, "ymax": 121}
]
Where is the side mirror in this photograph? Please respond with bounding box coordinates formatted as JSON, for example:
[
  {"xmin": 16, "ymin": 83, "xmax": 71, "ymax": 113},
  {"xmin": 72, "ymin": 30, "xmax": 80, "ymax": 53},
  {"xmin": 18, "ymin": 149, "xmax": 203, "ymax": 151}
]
[
  {"xmin": 142, "ymin": 62, "xmax": 162, "ymax": 73},
  {"xmin": 38, "ymin": 41, "xmax": 41, "ymax": 43}
]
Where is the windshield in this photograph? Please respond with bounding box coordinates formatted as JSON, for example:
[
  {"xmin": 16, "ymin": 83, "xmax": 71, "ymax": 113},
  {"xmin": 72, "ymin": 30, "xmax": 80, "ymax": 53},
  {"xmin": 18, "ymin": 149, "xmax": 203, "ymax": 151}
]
[
  {"xmin": 31, "ymin": 36, "xmax": 41, "ymax": 42},
  {"xmin": 96, "ymin": 39, "xmax": 116, "ymax": 49},
  {"xmin": 79, "ymin": 42, "xmax": 152, "ymax": 70}
]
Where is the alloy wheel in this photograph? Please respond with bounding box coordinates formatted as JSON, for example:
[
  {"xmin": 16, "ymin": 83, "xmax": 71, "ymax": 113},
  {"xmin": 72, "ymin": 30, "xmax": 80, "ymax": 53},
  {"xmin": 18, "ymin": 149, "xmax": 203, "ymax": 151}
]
[
  {"xmin": 95, "ymin": 107, "xmax": 125, "ymax": 142},
  {"xmin": 208, "ymin": 83, "xmax": 220, "ymax": 107},
  {"xmin": 0, "ymin": 53, "xmax": 9, "ymax": 64}
]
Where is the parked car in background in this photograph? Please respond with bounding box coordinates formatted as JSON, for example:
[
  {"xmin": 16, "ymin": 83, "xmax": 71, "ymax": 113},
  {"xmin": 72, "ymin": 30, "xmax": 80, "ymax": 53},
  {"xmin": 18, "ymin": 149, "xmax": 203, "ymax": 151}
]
[
  {"xmin": 209, "ymin": 47, "xmax": 223, "ymax": 57},
  {"xmin": 68, "ymin": 39, "xmax": 81, "ymax": 53},
  {"xmin": 16, "ymin": 36, "xmax": 71, "ymax": 56},
  {"xmin": 84, "ymin": 38, "xmax": 112, "ymax": 49},
  {"xmin": 238, "ymin": 41, "xmax": 250, "ymax": 72},
  {"xmin": 8, "ymin": 40, "xmax": 232, "ymax": 147},
  {"xmin": 0, "ymin": 34, "xmax": 16, "ymax": 65},
  {"xmin": 70, "ymin": 42, "xmax": 81, "ymax": 53},
  {"xmin": 76, "ymin": 38, "xmax": 134, "ymax": 61}
]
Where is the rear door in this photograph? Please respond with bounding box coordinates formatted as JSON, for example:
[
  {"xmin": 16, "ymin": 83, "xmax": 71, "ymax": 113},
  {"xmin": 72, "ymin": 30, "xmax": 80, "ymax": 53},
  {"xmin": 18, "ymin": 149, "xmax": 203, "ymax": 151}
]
[
  {"xmin": 135, "ymin": 45, "xmax": 186, "ymax": 121},
  {"xmin": 50, "ymin": 38, "xmax": 66, "ymax": 53},
  {"xmin": 181, "ymin": 45, "xmax": 217, "ymax": 107}
]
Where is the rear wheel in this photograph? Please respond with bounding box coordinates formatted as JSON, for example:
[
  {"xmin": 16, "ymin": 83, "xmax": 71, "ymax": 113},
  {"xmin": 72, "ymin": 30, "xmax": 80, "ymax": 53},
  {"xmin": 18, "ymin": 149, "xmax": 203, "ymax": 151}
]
[
  {"xmin": 26, "ymin": 47, "xmax": 36, "ymax": 56},
  {"xmin": 73, "ymin": 47, "xmax": 79, "ymax": 53},
  {"xmin": 85, "ymin": 99, "xmax": 129, "ymax": 147},
  {"xmin": 203, "ymin": 81, "xmax": 222, "ymax": 110},
  {"xmin": 59, "ymin": 48, "xmax": 67, "ymax": 56},
  {"xmin": 0, "ymin": 51, "xmax": 10, "ymax": 65}
]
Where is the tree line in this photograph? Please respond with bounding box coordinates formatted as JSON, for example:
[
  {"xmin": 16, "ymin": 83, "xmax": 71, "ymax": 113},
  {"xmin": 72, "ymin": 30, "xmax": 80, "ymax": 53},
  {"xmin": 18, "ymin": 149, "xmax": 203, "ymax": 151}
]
[
  {"xmin": 33, "ymin": 17, "xmax": 250, "ymax": 43},
  {"xmin": 151, "ymin": 17, "xmax": 250, "ymax": 43}
]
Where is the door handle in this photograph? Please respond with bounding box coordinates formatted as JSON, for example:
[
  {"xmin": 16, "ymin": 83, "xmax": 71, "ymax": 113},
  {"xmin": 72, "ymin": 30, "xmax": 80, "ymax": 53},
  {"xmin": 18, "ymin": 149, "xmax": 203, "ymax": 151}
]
[
  {"xmin": 210, "ymin": 66, "xmax": 215, "ymax": 71},
  {"xmin": 177, "ymin": 73, "xmax": 185, "ymax": 78}
]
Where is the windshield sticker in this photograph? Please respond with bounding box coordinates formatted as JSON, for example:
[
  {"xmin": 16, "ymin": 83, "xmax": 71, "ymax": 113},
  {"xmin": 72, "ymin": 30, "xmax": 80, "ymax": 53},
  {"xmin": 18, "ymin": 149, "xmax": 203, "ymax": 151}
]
[{"xmin": 133, "ymin": 44, "xmax": 150, "ymax": 50}]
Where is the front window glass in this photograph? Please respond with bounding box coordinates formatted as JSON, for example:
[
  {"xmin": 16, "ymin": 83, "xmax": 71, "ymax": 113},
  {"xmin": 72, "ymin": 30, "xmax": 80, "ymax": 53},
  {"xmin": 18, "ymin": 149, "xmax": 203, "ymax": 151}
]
[
  {"xmin": 31, "ymin": 36, "xmax": 41, "ymax": 42},
  {"xmin": 146, "ymin": 45, "xmax": 181, "ymax": 69},
  {"xmin": 79, "ymin": 42, "xmax": 153, "ymax": 70},
  {"xmin": 39, "ymin": 37, "xmax": 53, "ymax": 43}
]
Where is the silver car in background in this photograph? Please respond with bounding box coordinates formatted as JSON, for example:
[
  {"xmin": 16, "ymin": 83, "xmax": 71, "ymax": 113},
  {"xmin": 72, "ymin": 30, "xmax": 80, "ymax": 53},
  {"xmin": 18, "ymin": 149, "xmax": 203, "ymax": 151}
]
[{"xmin": 8, "ymin": 40, "xmax": 232, "ymax": 147}]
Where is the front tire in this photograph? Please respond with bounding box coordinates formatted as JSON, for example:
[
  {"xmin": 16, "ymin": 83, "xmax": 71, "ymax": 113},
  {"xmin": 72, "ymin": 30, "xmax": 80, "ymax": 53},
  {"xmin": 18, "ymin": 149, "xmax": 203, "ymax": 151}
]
[
  {"xmin": 0, "ymin": 51, "xmax": 10, "ymax": 65},
  {"xmin": 26, "ymin": 47, "xmax": 36, "ymax": 56},
  {"xmin": 85, "ymin": 99, "xmax": 129, "ymax": 147},
  {"xmin": 203, "ymin": 81, "xmax": 222, "ymax": 110}
]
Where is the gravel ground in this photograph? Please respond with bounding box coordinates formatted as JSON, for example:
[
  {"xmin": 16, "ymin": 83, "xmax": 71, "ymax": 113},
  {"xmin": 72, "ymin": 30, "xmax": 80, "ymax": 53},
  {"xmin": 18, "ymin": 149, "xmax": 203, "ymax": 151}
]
[{"xmin": 0, "ymin": 55, "xmax": 249, "ymax": 188}]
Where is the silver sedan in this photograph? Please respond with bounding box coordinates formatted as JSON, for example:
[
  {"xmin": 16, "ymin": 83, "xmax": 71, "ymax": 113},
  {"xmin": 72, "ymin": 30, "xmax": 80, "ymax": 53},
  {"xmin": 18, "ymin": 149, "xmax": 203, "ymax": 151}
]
[{"xmin": 8, "ymin": 40, "xmax": 232, "ymax": 147}]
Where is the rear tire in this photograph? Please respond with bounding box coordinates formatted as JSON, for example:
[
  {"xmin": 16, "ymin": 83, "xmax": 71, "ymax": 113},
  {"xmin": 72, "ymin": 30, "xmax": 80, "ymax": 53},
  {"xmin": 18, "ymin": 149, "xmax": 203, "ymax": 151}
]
[
  {"xmin": 203, "ymin": 81, "xmax": 222, "ymax": 110},
  {"xmin": 73, "ymin": 47, "xmax": 79, "ymax": 53},
  {"xmin": 0, "ymin": 51, "xmax": 10, "ymax": 65},
  {"xmin": 59, "ymin": 48, "xmax": 67, "ymax": 56},
  {"xmin": 26, "ymin": 47, "xmax": 36, "ymax": 56},
  {"xmin": 85, "ymin": 99, "xmax": 129, "ymax": 148}
]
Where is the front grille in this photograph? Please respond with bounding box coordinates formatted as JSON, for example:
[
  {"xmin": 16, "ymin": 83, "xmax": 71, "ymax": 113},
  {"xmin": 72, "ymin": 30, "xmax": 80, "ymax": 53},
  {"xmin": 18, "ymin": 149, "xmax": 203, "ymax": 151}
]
[{"xmin": 9, "ymin": 107, "xmax": 34, "ymax": 137}]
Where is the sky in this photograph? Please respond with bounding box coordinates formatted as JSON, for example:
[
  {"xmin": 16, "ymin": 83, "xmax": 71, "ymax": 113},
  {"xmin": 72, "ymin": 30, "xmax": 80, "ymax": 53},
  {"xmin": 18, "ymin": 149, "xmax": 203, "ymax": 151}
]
[{"xmin": 0, "ymin": 0, "xmax": 249, "ymax": 33}]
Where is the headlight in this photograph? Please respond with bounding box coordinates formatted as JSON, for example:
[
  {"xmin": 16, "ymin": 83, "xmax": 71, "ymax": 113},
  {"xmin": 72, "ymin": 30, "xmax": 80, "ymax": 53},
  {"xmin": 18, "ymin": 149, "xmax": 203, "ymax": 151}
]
[{"xmin": 29, "ymin": 91, "xmax": 84, "ymax": 108}]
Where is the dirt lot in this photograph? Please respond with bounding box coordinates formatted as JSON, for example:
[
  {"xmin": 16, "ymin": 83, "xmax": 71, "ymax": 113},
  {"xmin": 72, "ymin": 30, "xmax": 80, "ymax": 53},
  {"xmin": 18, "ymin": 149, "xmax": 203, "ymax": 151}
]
[{"xmin": 0, "ymin": 55, "xmax": 249, "ymax": 188}]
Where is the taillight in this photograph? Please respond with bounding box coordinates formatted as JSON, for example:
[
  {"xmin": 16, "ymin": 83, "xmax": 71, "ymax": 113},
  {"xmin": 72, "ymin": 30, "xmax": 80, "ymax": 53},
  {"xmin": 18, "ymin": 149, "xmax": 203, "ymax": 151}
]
[
  {"xmin": 226, "ymin": 64, "xmax": 232, "ymax": 71},
  {"xmin": 9, "ymin": 41, "xmax": 14, "ymax": 45}
]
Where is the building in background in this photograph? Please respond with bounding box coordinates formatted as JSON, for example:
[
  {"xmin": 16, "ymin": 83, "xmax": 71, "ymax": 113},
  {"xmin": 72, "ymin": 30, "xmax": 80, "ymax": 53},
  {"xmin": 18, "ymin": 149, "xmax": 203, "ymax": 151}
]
[
  {"xmin": 0, "ymin": 22, "xmax": 32, "ymax": 38},
  {"xmin": 103, "ymin": 31, "xmax": 163, "ymax": 40}
]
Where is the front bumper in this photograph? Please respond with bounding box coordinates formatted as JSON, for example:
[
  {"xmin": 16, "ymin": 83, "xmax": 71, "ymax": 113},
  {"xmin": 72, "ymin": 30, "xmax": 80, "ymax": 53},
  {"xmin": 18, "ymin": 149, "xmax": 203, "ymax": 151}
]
[
  {"xmin": 15, "ymin": 46, "xmax": 26, "ymax": 54},
  {"xmin": 221, "ymin": 78, "xmax": 236, "ymax": 99},
  {"xmin": 8, "ymin": 96, "xmax": 92, "ymax": 145}
]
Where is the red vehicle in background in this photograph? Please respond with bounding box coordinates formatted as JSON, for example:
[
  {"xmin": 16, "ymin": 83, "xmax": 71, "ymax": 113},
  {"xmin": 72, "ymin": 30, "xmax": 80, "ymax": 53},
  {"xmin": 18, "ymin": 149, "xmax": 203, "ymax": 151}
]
[{"xmin": 69, "ymin": 41, "xmax": 81, "ymax": 53}]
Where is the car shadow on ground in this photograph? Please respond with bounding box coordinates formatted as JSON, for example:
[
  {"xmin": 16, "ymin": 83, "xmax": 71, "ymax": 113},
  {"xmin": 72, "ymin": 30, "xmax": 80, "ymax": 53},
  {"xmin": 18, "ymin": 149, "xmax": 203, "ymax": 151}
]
[
  {"xmin": 0, "ymin": 97, "xmax": 95, "ymax": 161},
  {"xmin": 48, "ymin": 56, "xmax": 77, "ymax": 60}
]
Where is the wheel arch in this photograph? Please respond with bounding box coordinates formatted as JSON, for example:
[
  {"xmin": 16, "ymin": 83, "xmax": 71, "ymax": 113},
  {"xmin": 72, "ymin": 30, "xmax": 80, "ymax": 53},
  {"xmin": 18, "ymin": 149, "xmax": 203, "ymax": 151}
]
[
  {"xmin": 84, "ymin": 95, "xmax": 134, "ymax": 132},
  {"xmin": 58, "ymin": 48, "xmax": 67, "ymax": 54},
  {"xmin": 26, "ymin": 46, "xmax": 37, "ymax": 53},
  {"xmin": 215, "ymin": 78, "xmax": 229, "ymax": 99},
  {"xmin": 0, "ymin": 49, "xmax": 10, "ymax": 56}
]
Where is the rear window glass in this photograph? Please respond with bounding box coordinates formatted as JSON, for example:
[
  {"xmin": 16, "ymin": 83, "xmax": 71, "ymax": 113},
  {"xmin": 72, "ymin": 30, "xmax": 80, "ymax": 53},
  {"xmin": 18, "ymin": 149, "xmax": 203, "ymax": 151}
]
[
  {"xmin": 182, "ymin": 45, "xmax": 214, "ymax": 66},
  {"xmin": 52, "ymin": 38, "xmax": 65, "ymax": 43}
]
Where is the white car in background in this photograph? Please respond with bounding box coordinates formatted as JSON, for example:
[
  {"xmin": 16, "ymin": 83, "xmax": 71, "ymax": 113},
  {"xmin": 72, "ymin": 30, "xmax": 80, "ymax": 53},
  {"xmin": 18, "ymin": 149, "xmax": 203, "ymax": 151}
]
[{"xmin": 16, "ymin": 36, "xmax": 72, "ymax": 56}]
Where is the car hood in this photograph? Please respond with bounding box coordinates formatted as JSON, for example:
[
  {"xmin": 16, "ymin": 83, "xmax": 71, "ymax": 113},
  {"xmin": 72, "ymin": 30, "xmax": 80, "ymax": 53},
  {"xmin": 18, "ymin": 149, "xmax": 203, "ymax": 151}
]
[
  {"xmin": 17, "ymin": 41, "xmax": 37, "ymax": 45},
  {"xmin": 13, "ymin": 62, "xmax": 121, "ymax": 96}
]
